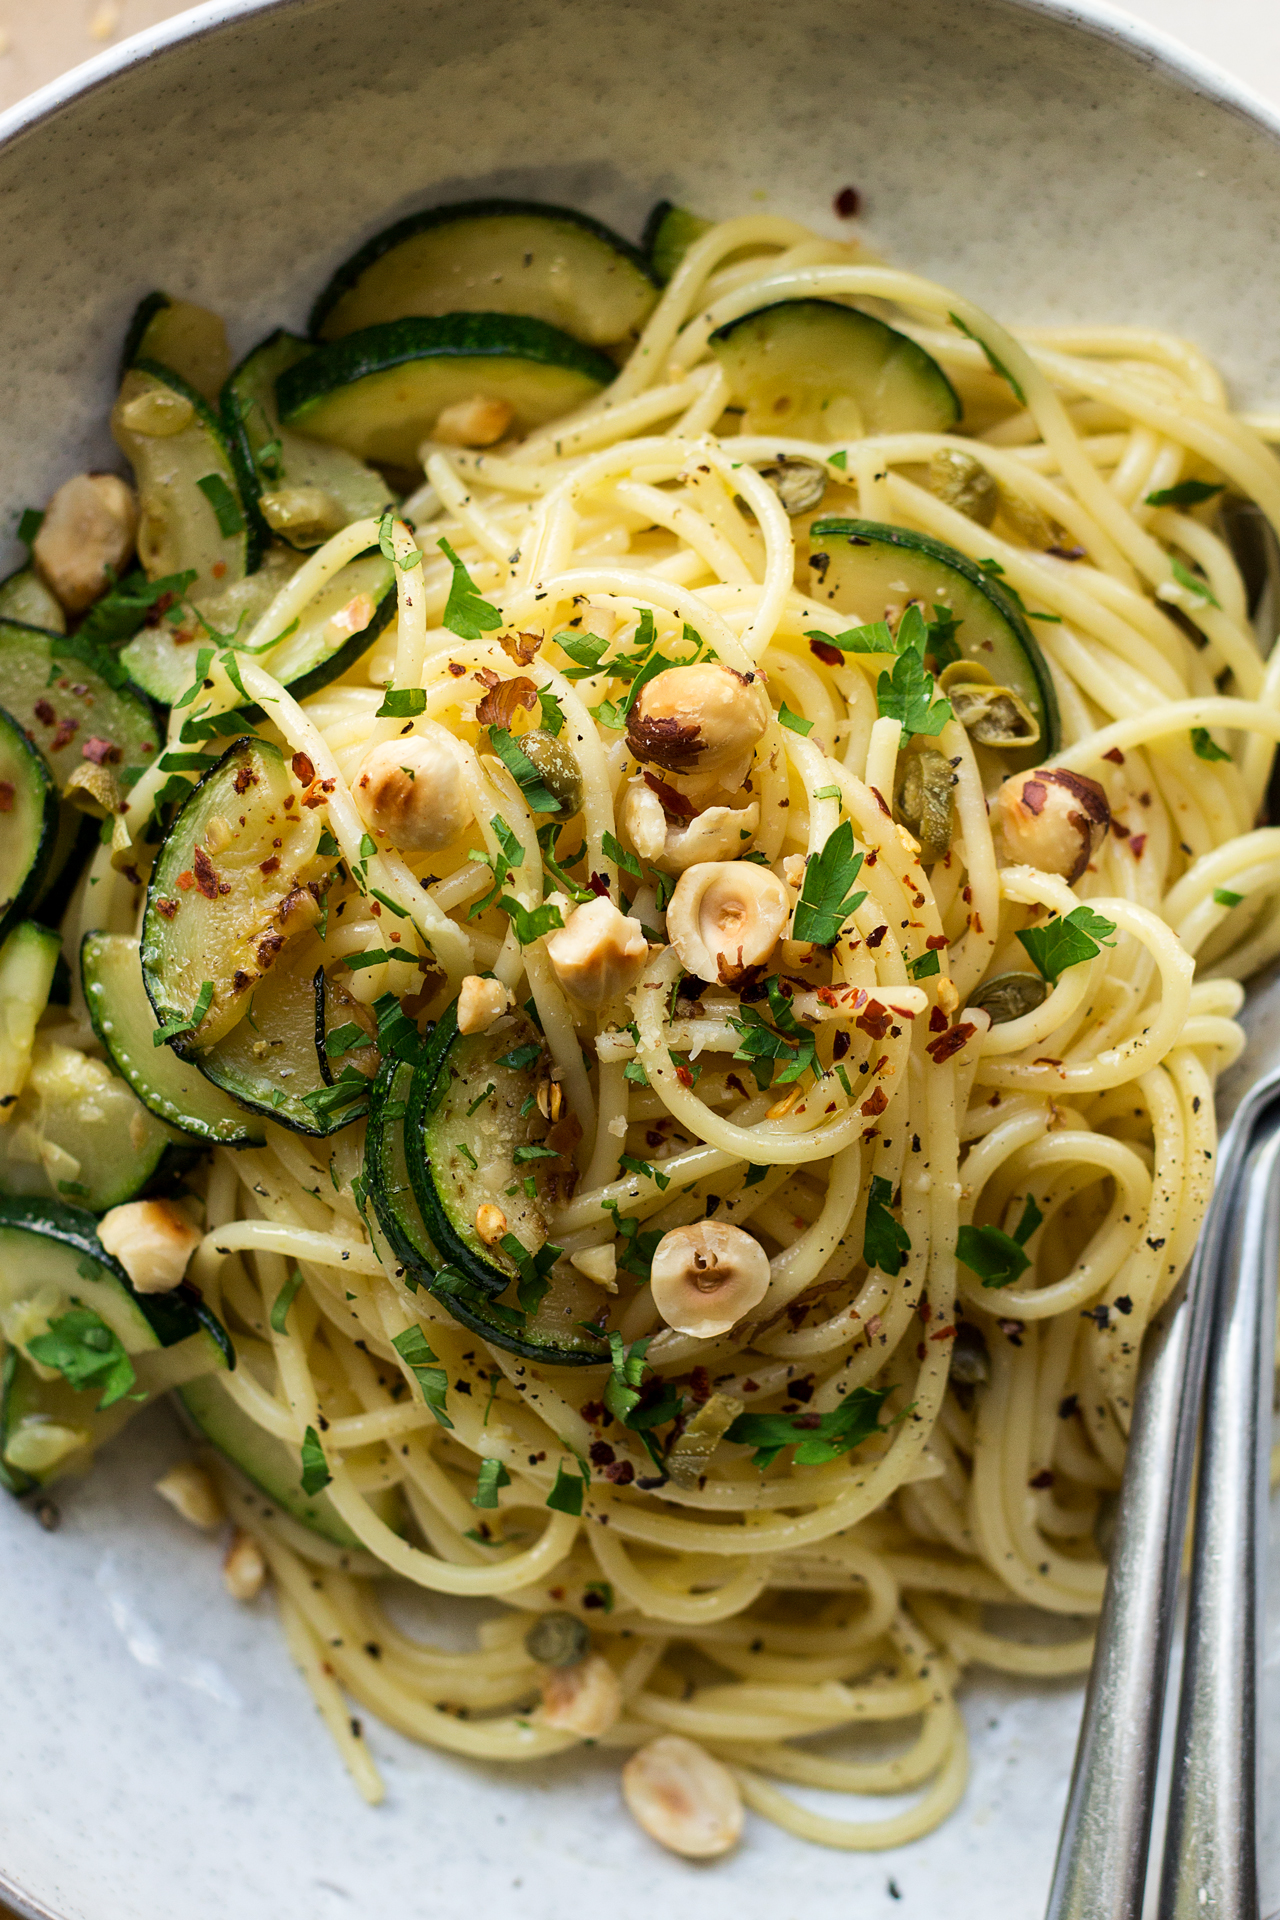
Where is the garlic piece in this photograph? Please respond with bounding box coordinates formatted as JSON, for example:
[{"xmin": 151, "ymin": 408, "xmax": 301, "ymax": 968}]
[
  {"xmin": 353, "ymin": 729, "xmax": 470, "ymax": 852},
  {"xmin": 154, "ymin": 1461, "xmax": 224, "ymax": 1530},
  {"xmin": 539, "ymin": 1651, "xmax": 623, "ymax": 1737},
  {"xmin": 475, "ymin": 1204, "xmax": 508, "ymax": 1246},
  {"xmin": 995, "ymin": 767, "xmax": 1110, "ymax": 885},
  {"xmin": 34, "ymin": 473, "xmax": 138, "ymax": 612},
  {"xmin": 621, "ymin": 1735, "xmax": 744, "ymax": 1859},
  {"xmin": 98, "ymin": 1199, "xmax": 201, "ymax": 1293},
  {"xmin": 544, "ymin": 896, "xmax": 648, "ymax": 1009},
  {"xmin": 223, "ymin": 1529, "xmax": 267, "ymax": 1601},
  {"xmin": 457, "ymin": 975, "xmax": 513, "ymax": 1035},
  {"xmin": 570, "ymin": 1243, "xmax": 618, "ymax": 1291},
  {"xmin": 433, "ymin": 395, "xmax": 515, "ymax": 448},
  {"xmin": 666, "ymin": 860, "xmax": 789, "ymax": 984},
  {"xmin": 258, "ymin": 484, "xmax": 347, "ymax": 548},
  {"xmin": 626, "ymin": 663, "xmax": 769, "ymax": 782},
  {"xmin": 650, "ymin": 1221, "xmax": 770, "ymax": 1338},
  {"xmin": 619, "ymin": 780, "xmax": 668, "ymax": 863}
]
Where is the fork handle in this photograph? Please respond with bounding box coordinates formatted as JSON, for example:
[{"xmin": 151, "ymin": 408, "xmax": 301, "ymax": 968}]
[{"xmin": 1156, "ymin": 1118, "xmax": 1280, "ymax": 1920}]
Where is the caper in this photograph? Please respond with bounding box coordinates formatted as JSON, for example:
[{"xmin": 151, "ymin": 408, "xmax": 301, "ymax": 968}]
[
  {"xmin": 929, "ymin": 447, "xmax": 998, "ymax": 528},
  {"xmin": 950, "ymin": 1320, "xmax": 990, "ymax": 1386},
  {"xmin": 524, "ymin": 1611, "xmax": 590, "ymax": 1668},
  {"xmin": 947, "ymin": 681, "xmax": 1040, "ymax": 748},
  {"xmin": 756, "ymin": 456, "xmax": 828, "ymax": 517},
  {"xmin": 520, "ymin": 730, "xmax": 584, "ymax": 817},
  {"xmin": 664, "ymin": 1391, "xmax": 745, "ymax": 1489},
  {"xmin": 893, "ymin": 749, "xmax": 955, "ymax": 863},
  {"xmin": 969, "ymin": 971, "xmax": 1048, "ymax": 1024}
]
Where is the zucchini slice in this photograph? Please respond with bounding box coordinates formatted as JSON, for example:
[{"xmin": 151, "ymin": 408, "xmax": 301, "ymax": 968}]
[
  {"xmin": 112, "ymin": 361, "xmax": 258, "ymax": 592},
  {"xmin": 710, "ymin": 299, "xmax": 960, "ymax": 440},
  {"xmin": 0, "ymin": 710, "xmax": 57, "ymax": 942},
  {"xmin": 1, "ymin": 1345, "xmax": 141, "ymax": 1494},
  {"xmin": 0, "ymin": 921, "xmax": 61, "ymax": 1112},
  {"xmin": 0, "ymin": 620, "xmax": 160, "ymax": 796},
  {"xmin": 122, "ymin": 291, "xmax": 232, "ymax": 407},
  {"xmin": 141, "ymin": 735, "xmax": 332, "ymax": 1053},
  {"xmin": 223, "ymin": 330, "xmax": 393, "ymax": 553},
  {"xmin": 807, "ymin": 517, "xmax": 1060, "ymax": 756},
  {"xmin": 277, "ymin": 315, "xmax": 615, "ymax": 470},
  {"xmin": 0, "ymin": 566, "xmax": 65, "ymax": 633},
  {"xmin": 392, "ymin": 1004, "xmax": 607, "ymax": 1365},
  {"xmin": 196, "ymin": 944, "xmax": 358, "ymax": 1139},
  {"xmin": 642, "ymin": 201, "xmax": 712, "ymax": 286},
  {"xmin": 310, "ymin": 199, "xmax": 658, "ymax": 351},
  {"xmin": 81, "ymin": 932, "xmax": 264, "ymax": 1147},
  {"xmin": 119, "ymin": 546, "xmax": 394, "ymax": 710},
  {"xmin": 0, "ymin": 1032, "xmax": 191, "ymax": 1212},
  {"xmin": 179, "ymin": 1365, "xmax": 403, "ymax": 1549}
]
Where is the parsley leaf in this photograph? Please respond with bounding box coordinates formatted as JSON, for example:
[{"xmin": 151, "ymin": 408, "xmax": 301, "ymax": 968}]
[
  {"xmin": 1214, "ymin": 887, "xmax": 1243, "ymax": 908},
  {"xmin": 1146, "ymin": 479, "xmax": 1223, "ymax": 508},
  {"xmin": 498, "ymin": 896, "xmax": 565, "ymax": 945},
  {"xmin": 554, "ymin": 630, "xmax": 610, "ymax": 679},
  {"xmin": 153, "ymin": 979, "xmax": 214, "ymax": 1047},
  {"xmin": 546, "ymin": 1458, "xmax": 588, "ymax": 1514},
  {"xmin": 726, "ymin": 1385, "xmax": 892, "ymax": 1470},
  {"xmin": 438, "ymin": 536, "xmax": 503, "ymax": 638},
  {"xmin": 956, "ymin": 1194, "xmax": 1042, "ymax": 1289},
  {"xmin": 196, "ymin": 472, "xmax": 245, "ymax": 537},
  {"xmin": 473, "ymin": 1457, "xmax": 511, "ymax": 1507},
  {"xmin": 77, "ymin": 567, "xmax": 197, "ymax": 649},
  {"xmin": 1169, "ymin": 556, "xmax": 1221, "ymax": 609},
  {"xmin": 863, "ymin": 1174, "xmax": 911, "ymax": 1275},
  {"xmin": 26, "ymin": 1308, "xmax": 136, "ymax": 1409},
  {"xmin": 499, "ymin": 1234, "xmax": 562, "ymax": 1315},
  {"xmin": 377, "ymin": 506, "xmax": 422, "ymax": 570},
  {"xmin": 488, "ymin": 727, "xmax": 561, "ymax": 814},
  {"xmin": 792, "ymin": 819, "xmax": 866, "ymax": 946},
  {"xmin": 1191, "ymin": 727, "xmax": 1231, "ymax": 763},
  {"xmin": 778, "ymin": 703, "xmax": 813, "ymax": 736},
  {"xmin": 270, "ymin": 1269, "xmax": 304, "ymax": 1333},
  {"xmin": 1017, "ymin": 905, "xmax": 1117, "ymax": 983},
  {"xmin": 391, "ymin": 1328, "xmax": 454, "ymax": 1436},
  {"xmin": 376, "ymin": 687, "xmax": 427, "ymax": 717},
  {"xmin": 537, "ymin": 689, "xmax": 565, "ymax": 734},
  {"xmin": 876, "ymin": 606, "xmax": 952, "ymax": 743},
  {"xmin": 907, "ymin": 949, "xmax": 941, "ymax": 980},
  {"xmin": 728, "ymin": 981, "xmax": 818, "ymax": 1090},
  {"xmin": 300, "ymin": 1426, "xmax": 331, "ymax": 1495},
  {"xmin": 805, "ymin": 619, "xmax": 896, "ymax": 654},
  {"xmin": 603, "ymin": 830, "xmax": 642, "ymax": 879}
]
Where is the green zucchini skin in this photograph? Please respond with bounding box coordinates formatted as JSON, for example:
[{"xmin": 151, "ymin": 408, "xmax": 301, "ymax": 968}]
[
  {"xmin": 0, "ymin": 706, "xmax": 58, "ymax": 944},
  {"xmin": 81, "ymin": 932, "xmax": 265, "ymax": 1147},
  {"xmin": 808, "ymin": 516, "xmax": 1060, "ymax": 758},
  {"xmin": 365, "ymin": 1057, "xmax": 441, "ymax": 1278},
  {"xmin": 235, "ymin": 549, "xmax": 397, "ymax": 720},
  {"xmin": 0, "ymin": 1194, "xmax": 232, "ymax": 1364},
  {"xmin": 196, "ymin": 951, "xmax": 357, "ymax": 1139},
  {"xmin": 641, "ymin": 201, "xmax": 712, "ymax": 286},
  {"xmin": 710, "ymin": 298, "xmax": 960, "ymax": 441},
  {"xmin": 277, "ymin": 314, "xmax": 616, "ymax": 470},
  {"xmin": 309, "ymin": 198, "xmax": 657, "ymax": 348},
  {"xmin": 0, "ymin": 619, "xmax": 161, "ymax": 795},
  {"xmin": 222, "ymin": 329, "xmax": 393, "ymax": 555}
]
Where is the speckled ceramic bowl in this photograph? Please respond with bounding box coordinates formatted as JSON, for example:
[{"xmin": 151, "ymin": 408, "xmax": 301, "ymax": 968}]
[{"xmin": 3, "ymin": 3, "xmax": 1280, "ymax": 1916}]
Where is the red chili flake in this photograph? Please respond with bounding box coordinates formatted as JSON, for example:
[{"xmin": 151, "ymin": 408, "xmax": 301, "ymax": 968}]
[
  {"xmin": 860, "ymin": 1085, "xmax": 889, "ymax": 1118},
  {"xmin": 643, "ymin": 770, "xmax": 698, "ymax": 818},
  {"xmin": 259, "ymin": 856, "xmax": 280, "ymax": 875},
  {"xmin": 675, "ymin": 1064, "xmax": 695, "ymax": 1088},
  {"xmin": 155, "ymin": 897, "xmax": 179, "ymax": 920},
  {"xmin": 1130, "ymin": 834, "xmax": 1147, "ymax": 859},
  {"xmin": 1029, "ymin": 1468, "xmax": 1054, "ymax": 1489},
  {"xmin": 589, "ymin": 1441, "xmax": 616, "ymax": 1467},
  {"xmin": 0, "ymin": 781, "xmax": 12, "ymax": 813},
  {"xmin": 1111, "ymin": 820, "xmax": 1131, "ymax": 839},
  {"xmin": 689, "ymin": 1367, "xmax": 712, "ymax": 1405},
  {"xmin": 212, "ymin": 561, "xmax": 227, "ymax": 579},
  {"xmin": 919, "ymin": 1298, "xmax": 932, "ymax": 1323},
  {"xmin": 233, "ymin": 765, "xmax": 257, "ymax": 795},
  {"xmin": 856, "ymin": 1001, "xmax": 892, "ymax": 1040},
  {"xmin": 927, "ymin": 1022, "xmax": 976, "ymax": 1064},
  {"xmin": 808, "ymin": 636, "xmax": 844, "ymax": 667},
  {"xmin": 916, "ymin": 1341, "xmax": 927, "ymax": 1361},
  {"xmin": 834, "ymin": 185, "xmax": 861, "ymax": 218},
  {"xmin": 1138, "ymin": 790, "xmax": 1151, "ymax": 806},
  {"xmin": 925, "ymin": 933, "xmax": 949, "ymax": 950},
  {"xmin": 580, "ymin": 1401, "xmax": 604, "ymax": 1424},
  {"xmin": 865, "ymin": 925, "xmax": 887, "ymax": 949},
  {"xmin": 603, "ymin": 1460, "xmax": 634, "ymax": 1485},
  {"xmin": 283, "ymin": 794, "xmax": 295, "ymax": 809},
  {"xmin": 51, "ymin": 717, "xmax": 78, "ymax": 750},
  {"xmin": 929, "ymin": 1005, "xmax": 949, "ymax": 1033},
  {"xmin": 192, "ymin": 846, "xmax": 219, "ymax": 899},
  {"xmin": 291, "ymin": 751, "xmax": 316, "ymax": 786},
  {"xmin": 741, "ymin": 1378, "xmax": 760, "ymax": 1393},
  {"xmin": 82, "ymin": 736, "xmax": 120, "ymax": 765},
  {"xmin": 448, "ymin": 661, "xmax": 466, "ymax": 677},
  {"xmin": 930, "ymin": 1324, "xmax": 958, "ymax": 1342},
  {"xmin": 588, "ymin": 872, "xmax": 610, "ymax": 898},
  {"xmin": 1103, "ymin": 747, "xmax": 1125, "ymax": 765},
  {"xmin": 33, "ymin": 699, "xmax": 55, "ymax": 725},
  {"xmin": 176, "ymin": 870, "xmax": 195, "ymax": 891},
  {"xmin": 872, "ymin": 787, "xmax": 892, "ymax": 817}
]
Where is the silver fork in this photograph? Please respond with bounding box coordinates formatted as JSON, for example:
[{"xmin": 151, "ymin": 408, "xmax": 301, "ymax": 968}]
[{"xmin": 1045, "ymin": 962, "xmax": 1280, "ymax": 1920}]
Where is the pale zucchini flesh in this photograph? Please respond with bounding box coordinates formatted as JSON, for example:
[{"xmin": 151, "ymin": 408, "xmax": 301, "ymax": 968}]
[
  {"xmin": 0, "ymin": 1031, "xmax": 188, "ymax": 1211},
  {"xmin": 142, "ymin": 736, "xmax": 332, "ymax": 1052},
  {"xmin": 311, "ymin": 200, "xmax": 658, "ymax": 351},
  {"xmin": 277, "ymin": 314, "xmax": 615, "ymax": 470},
  {"xmin": 120, "ymin": 546, "xmax": 302, "ymax": 705},
  {"xmin": 196, "ymin": 941, "xmax": 354, "ymax": 1138},
  {"xmin": 710, "ymin": 298, "xmax": 960, "ymax": 440},
  {"xmin": 642, "ymin": 201, "xmax": 712, "ymax": 286},
  {"xmin": 0, "ymin": 921, "xmax": 61, "ymax": 1114},
  {"xmin": 81, "ymin": 931, "xmax": 264, "ymax": 1147},
  {"xmin": 223, "ymin": 329, "xmax": 393, "ymax": 551},
  {"xmin": 0, "ymin": 712, "xmax": 57, "ymax": 942},
  {"xmin": 0, "ymin": 567, "xmax": 65, "ymax": 634},
  {"xmin": 113, "ymin": 361, "xmax": 256, "ymax": 593},
  {"xmin": 122, "ymin": 292, "xmax": 231, "ymax": 406},
  {"xmin": 807, "ymin": 516, "xmax": 1059, "ymax": 757}
]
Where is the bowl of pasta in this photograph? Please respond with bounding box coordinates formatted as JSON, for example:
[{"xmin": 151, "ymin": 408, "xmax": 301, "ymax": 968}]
[{"xmin": 3, "ymin": 0, "xmax": 1280, "ymax": 1915}]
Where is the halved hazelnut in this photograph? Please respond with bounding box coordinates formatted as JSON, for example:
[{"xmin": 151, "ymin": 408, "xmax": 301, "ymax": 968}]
[
  {"xmin": 354, "ymin": 729, "xmax": 470, "ymax": 852},
  {"xmin": 650, "ymin": 1221, "xmax": 770, "ymax": 1338},
  {"xmin": 621, "ymin": 1736, "xmax": 744, "ymax": 1859},
  {"xmin": 544, "ymin": 896, "xmax": 648, "ymax": 1008},
  {"xmin": 539, "ymin": 1651, "xmax": 622, "ymax": 1737},
  {"xmin": 666, "ymin": 860, "xmax": 789, "ymax": 983},
  {"xmin": 995, "ymin": 767, "xmax": 1110, "ymax": 884},
  {"xmin": 626, "ymin": 663, "xmax": 769, "ymax": 784},
  {"xmin": 33, "ymin": 473, "xmax": 138, "ymax": 612}
]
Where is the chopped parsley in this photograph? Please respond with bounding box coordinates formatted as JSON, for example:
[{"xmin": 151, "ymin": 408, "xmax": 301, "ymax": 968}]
[
  {"xmin": 1190, "ymin": 727, "xmax": 1231, "ymax": 763},
  {"xmin": 956, "ymin": 1195, "xmax": 1043, "ymax": 1290},
  {"xmin": 488, "ymin": 727, "xmax": 561, "ymax": 814},
  {"xmin": 152, "ymin": 979, "xmax": 214, "ymax": 1047},
  {"xmin": 300, "ymin": 1425, "xmax": 331, "ymax": 1495},
  {"xmin": 377, "ymin": 506, "xmax": 422, "ymax": 570},
  {"xmin": 1169, "ymin": 556, "xmax": 1220, "ymax": 608},
  {"xmin": 27, "ymin": 1308, "xmax": 136, "ymax": 1409},
  {"xmin": 376, "ymin": 687, "xmax": 427, "ymax": 717},
  {"xmin": 875, "ymin": 605, "xmax": 952, "ymax": 743},
  {"xmin": 863, "ymin": 1175, "xmax": 911, "ymax": 1275},
  {"xmin": 195, "ymin": 472, "xmax": 245, "ymax": 537},
  {"xmin": 1145, "ymin": 479, "xmax": 1223, "ymax": 508},
  {"xmin": 498, "ymin": 896, "xmax": 565, "ymax": 945},
  {"xmin": 1017, "ymin": 905, "xmax": 1117, "ymax": 983},
  {"xmin": 778, "ymin": 703, "xmax": 813, "ymax": 736},
  {"xmin": 269, "ymin": 1269, "xmax": 305, "ymax": 1333},
  {"xmin": 1214, "ymin": 887, "xmax": 1243, "ymax": 908},
  {"xmin": 726, "ymin": 1385, "xmax": 892, "ymax": 1470},
  {"xmin": 546, "ymin": 1458, "xmax": 588, "ymax": 1515},
  {"xmin": 792, "ymin": 819, "xmax": 867, "ymax": 946},
  {"xmin": 907, "ymin": 949, "xmax": 941, "ymax": 981},
  {"xmin": 473, "ymin": 1458, "xmax": 511, "ymax": 1508},
  {"xmin": 438, "ymin": 536, "xmax": 503, "ymax": 639}
]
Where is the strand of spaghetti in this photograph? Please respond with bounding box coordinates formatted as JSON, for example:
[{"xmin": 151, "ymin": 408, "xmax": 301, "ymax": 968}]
[
  {"xmin": 202, "ymin": 1220, "xmax": 383, "ymax": 1274},
  {"xmin": 272, "ymin": 1576, "xmax": 386, "ymax": 1803}
]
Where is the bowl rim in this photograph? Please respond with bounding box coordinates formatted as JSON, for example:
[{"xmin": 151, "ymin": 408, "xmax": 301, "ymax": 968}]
[{"xmin": 1, "ymin": 1, "xmax": 1279, "ymax": 1918}]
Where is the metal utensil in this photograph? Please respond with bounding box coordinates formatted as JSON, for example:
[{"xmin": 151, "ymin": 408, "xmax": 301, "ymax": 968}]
[{"xmin": 1045, "ymin": 959, "xmax": 1280, "ymax": 1920}]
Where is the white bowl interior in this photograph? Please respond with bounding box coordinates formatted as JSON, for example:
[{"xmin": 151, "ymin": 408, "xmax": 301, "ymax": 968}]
[{"xmin": 3, "ymin": 1, "xmax": 1280, "ymax": 1914}]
